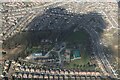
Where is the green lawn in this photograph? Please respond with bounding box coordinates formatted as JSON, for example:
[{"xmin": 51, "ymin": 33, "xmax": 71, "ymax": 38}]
[
  {"xmin": 26, "ymin": 44, "xmax": 53, "ymax": 54},
  {"xmin": 65, "ymin": 50, "xmax": 90, "ymax": 70},
  {"xmin": 63, "ymin": 29, "xmax": 95, "ymax": 70}
]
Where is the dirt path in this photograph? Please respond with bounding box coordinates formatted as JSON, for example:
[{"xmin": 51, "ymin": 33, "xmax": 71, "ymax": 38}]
[{"xmin": 2, "ymin": 45, "xmax": 25, "ymax": 61}]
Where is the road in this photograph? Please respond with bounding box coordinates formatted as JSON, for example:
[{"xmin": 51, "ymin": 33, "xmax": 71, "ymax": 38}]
[
  {"xmin": 53, "ymin": 46, "xmax": 65, "ymax": 64},
  {"xmin": 100, "ymin": 10, "xmax": 118, "ymax": 29},
  {"xmin": 1, "ymin": 1, "xmax": 71, "ymax": 41},
  {"xmin": 82, "ymin": 18, "xmax": 117, "ymax": 78},
  {"xmin": 1, "ymin": 2, "xmax": 60, "ymax": 40},
  {"xmin": 72, "ymin": 5, "xmax": 118, "ymax": 78}
]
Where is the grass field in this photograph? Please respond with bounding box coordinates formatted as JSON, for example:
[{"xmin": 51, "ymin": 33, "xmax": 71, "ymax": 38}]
[
  {"xmin": 64, "ymin": 29, "xmax": 94, "ymax": 70},
  {"xmin": 64, "ymin": 49, "xmax": 93, "ymax": 70},
  {"xmin": 26, "ymin": 44, "xmax": 53, "ymax": 55}
]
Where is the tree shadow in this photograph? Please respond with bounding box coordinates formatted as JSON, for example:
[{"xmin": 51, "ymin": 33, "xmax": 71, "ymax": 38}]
[{"xmin": 24, "ymin": 7, "xmax": 106, "ymax": 44}]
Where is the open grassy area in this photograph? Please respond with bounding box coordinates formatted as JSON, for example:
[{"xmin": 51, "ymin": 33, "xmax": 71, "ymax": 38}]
[
  {"xmin": 65, "ymin": 58, "xmax": 95, "ymax": 71},
  {"xmin": 26, "ymin": 47, "xmax": 42, "ymax": 54},
  {"xmin": 64, "ymin": 49, "xmax": 93, "ymax": 70},
  {"xmin": 64, "ymin": 29, "xmax": 94, "ymax": 70},
  {"xmin": 25, "ymin": 43, "xmax": 54, "ymax": 56}
]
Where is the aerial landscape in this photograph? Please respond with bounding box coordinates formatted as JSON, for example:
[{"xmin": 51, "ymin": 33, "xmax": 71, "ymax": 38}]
[{"xmin": 0, "ymin": 1, "xmax": 119, "ymax": 80}]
